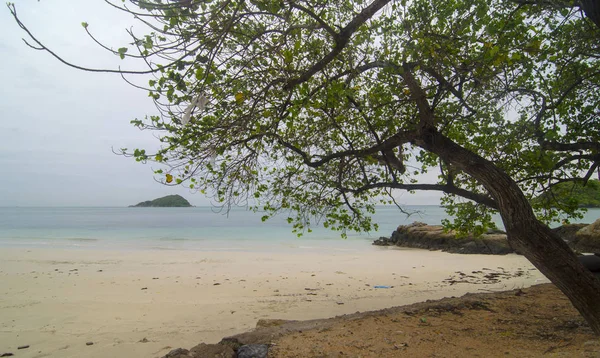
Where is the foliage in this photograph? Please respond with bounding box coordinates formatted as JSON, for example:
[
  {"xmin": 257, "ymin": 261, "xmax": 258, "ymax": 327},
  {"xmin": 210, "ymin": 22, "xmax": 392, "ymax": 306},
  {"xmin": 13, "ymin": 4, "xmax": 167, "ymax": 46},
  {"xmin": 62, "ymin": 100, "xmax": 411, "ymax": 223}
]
[
  {"xmin": 130, "ymin": 194, "xmax": 192, "ymax": 207},
  {"xmin": 120, "ymin": 0, "xmax": 599, "ymax": 235},
  {"xmin": 9, "ymin": 0, "xmax": 599, "ymax": 236},
  {"xmin": 533, "ymin": 179, "xmax": 600, "ymax": 209}
]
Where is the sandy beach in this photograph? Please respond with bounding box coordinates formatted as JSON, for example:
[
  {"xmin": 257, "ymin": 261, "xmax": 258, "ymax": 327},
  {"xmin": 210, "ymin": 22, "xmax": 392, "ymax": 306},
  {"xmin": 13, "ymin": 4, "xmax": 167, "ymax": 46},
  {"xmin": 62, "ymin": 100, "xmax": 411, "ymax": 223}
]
[{"xmin": 0, "ymin": 247, "xmax": 549, "ymax": 358}]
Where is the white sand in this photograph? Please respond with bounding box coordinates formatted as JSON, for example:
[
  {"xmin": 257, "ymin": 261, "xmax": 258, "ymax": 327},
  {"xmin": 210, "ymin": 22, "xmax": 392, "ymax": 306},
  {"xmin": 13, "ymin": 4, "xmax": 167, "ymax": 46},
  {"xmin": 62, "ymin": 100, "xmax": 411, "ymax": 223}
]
[{"xmin": 0, "ymin": 247, "xmax": 549, "ymax": 358}]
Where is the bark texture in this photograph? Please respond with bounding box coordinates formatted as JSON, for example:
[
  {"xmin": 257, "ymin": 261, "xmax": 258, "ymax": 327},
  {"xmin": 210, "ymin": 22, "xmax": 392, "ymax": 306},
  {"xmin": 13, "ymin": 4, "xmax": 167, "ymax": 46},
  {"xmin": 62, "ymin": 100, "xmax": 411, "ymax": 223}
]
[
  {"xmin": 581, "ymin": 0, "xmax": 600, "ymax": 30},
  {"xmin": 413, "ymin": 126, "xmax": 600, "ymax": 334}
]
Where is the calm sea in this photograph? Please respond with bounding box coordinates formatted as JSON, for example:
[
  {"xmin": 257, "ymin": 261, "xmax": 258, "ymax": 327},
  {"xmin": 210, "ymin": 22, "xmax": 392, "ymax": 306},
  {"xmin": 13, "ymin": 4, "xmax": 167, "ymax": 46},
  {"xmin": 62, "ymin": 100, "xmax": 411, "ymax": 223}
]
[{"xmin": 0, "ymin": 206, "xmax": 598, "ymax": 252}]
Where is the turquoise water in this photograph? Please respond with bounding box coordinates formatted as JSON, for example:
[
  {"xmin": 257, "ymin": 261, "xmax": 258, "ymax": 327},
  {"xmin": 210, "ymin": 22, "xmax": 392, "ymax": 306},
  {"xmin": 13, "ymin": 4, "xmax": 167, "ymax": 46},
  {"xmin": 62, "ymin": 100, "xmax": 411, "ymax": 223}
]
[{"xmin": 0, "ymin": 206, "xmax": 598, "ymax": 252}]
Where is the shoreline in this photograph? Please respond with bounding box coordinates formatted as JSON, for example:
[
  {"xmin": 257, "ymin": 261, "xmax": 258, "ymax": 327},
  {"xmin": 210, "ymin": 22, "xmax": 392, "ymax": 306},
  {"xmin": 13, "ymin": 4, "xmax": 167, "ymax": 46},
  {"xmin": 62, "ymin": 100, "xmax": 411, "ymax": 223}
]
[{"xmin": 0, "ymin": 247, "xmax": 548, "ymax": 358}]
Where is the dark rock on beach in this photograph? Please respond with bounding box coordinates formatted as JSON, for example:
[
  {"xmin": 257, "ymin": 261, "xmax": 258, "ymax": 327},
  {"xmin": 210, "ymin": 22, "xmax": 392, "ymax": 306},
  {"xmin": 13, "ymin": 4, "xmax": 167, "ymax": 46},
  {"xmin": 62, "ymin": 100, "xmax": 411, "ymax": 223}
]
[
  {"xmin": 578, "ymin": 255, "xmax": 600, "ymax": 278},
  {"xmin": 189, "ymin": 343, "xmax": 235, "ymax": 357},
  {"xmin": 160, "ymin": 342, "xmax": 264, "ymax": 358},
  {"xmin": 162, "ymin": 347, "xmax": 191, "ymax": 358},
  {"xmin": 571, "ymin": 218, "xmax": 600, "ymax": 253},
  {"xmin": 376, "ymin": 219, "xmax": 600, "ymax": 255},
  {"xmin": 550, "ymin": 219, "xmax": 600, "ymax": 253},
  {"xmin": 256, "ymin": 319, "xmax": 295, "ymax": 328},
  {"xmin": 551, "ymin": 223, "xmax": 588, "ymax": 244},
  {"xmin": 373, "ymin": 222, "xmax": 514, "ymax": 255},
  {"xmin": 236, "ymin": 344, "xmax": 269, "ymax": 358}
]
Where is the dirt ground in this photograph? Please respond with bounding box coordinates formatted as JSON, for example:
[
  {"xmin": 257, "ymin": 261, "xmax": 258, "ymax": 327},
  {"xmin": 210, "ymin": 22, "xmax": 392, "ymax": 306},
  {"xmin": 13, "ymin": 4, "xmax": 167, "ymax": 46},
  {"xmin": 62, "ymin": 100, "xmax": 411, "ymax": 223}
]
[{"xmin": 267, "ymin": 284, "xmax": 600, "ymax": 358}]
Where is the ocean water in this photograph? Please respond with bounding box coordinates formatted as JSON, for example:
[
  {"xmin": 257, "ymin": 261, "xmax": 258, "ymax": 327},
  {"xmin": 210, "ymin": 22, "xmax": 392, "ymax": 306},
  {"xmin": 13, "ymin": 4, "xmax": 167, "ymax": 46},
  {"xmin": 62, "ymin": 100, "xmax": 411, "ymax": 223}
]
[{"xmin": 0, "ymin": 206, "xmax": 598, "ymax": 252}]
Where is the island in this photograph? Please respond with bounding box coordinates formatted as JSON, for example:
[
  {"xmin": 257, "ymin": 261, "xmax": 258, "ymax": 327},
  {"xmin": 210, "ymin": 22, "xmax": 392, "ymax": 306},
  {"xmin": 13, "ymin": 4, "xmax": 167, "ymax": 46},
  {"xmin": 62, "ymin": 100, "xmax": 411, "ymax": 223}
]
[
  {"xmin": 533, "ymin": 179, "xmax": 600, "ymax": 208},
  {"xmin": 129, "ymin": 195, "xmax": 192, "ymax": 207}
]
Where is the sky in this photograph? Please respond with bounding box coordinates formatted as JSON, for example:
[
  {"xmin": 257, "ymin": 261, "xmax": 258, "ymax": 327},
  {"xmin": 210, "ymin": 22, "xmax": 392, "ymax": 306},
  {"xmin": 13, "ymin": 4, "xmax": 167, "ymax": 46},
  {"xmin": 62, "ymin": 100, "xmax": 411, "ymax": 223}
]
[{"xmin": 0, "ymin": 1, "xmax": 442, "ymax": 207}]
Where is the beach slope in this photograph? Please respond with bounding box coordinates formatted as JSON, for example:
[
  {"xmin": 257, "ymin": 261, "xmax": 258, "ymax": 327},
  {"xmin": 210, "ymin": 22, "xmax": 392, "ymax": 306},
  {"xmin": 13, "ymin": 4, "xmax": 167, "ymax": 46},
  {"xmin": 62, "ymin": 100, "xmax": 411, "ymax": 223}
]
[{"xmin": 0, "ymin": 247, "xmax": 550, "ymax": 358}]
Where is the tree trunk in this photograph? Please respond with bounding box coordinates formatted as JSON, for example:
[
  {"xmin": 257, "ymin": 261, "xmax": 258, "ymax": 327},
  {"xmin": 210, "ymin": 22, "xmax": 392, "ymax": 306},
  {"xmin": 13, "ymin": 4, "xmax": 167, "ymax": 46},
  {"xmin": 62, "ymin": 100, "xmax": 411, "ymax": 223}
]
[
  {"xmin": 581, "ymin": 0, "xmax": 600, "ymax": 31},
  {"xmin": 414, "ymin": 128, "xmax": 600, "ymax": 334}
]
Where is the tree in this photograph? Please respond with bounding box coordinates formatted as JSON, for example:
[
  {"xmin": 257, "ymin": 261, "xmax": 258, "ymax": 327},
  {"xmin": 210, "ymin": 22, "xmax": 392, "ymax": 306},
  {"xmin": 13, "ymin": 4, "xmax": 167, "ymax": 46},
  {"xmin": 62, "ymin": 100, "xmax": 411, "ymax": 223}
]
[{"xmin": 9, "ymin": 0, "xmax": 600, "ymax": 332}]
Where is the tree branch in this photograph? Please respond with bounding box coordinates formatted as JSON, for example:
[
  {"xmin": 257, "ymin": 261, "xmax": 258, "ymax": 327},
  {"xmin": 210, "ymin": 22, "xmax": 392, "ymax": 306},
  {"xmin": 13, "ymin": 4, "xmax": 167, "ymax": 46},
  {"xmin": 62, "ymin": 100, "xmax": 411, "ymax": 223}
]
[
  {"xmin": 289, "ymin": 2, "xmax": 337, "ymax": 38},
  {"xmin": 341, "ymin": 182, "xmax": 498, "ymax": 209},
  {"xmin": 422, "ymin": 66, "xmax": 477, "ymax": 115},
  {"xmin": 542, "ymin": 141, "xmax": 600, "ymax": 152},
  {"xmin": 283, "ymin": 0, "xmax": 392, "ymax": 90},
  {"xmin": 274, "ymin": 129, "xmax": 417, "ymax": 168},
  {"xmin": 7, "ymin": 3, "xmax": 179, "ymax": 75},
  {"xmin": 401, "ymin": 65, "xmax": 435, "ymax": 128}
]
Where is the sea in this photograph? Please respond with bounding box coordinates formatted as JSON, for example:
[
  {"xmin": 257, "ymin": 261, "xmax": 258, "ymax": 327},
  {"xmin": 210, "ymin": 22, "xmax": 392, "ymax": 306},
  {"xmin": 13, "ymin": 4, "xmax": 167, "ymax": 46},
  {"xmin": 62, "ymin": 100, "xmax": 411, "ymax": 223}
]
[{"xmin": 0, "ymin": 206, "xmax": 598, "ymax": 252}]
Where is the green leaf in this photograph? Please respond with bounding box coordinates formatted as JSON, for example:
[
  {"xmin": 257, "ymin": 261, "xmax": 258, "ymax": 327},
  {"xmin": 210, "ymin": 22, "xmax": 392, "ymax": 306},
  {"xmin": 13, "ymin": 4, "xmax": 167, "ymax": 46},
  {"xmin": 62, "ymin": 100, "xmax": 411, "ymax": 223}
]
[{"xmin": 117, "ymin": 47, "xmax": 128, "ymax": 59}]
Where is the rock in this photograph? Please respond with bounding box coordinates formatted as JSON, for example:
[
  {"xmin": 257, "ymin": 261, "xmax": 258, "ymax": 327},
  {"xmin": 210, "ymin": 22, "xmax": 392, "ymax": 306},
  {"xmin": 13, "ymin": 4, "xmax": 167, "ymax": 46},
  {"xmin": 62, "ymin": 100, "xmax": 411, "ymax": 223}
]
[
  {"xmin": 86, "ymin": 342, "xmax": 94, "ymax": 346},
  {"xmin": 578, "ymin": 255, "xmax": 600, "ymax": 277},
  {"xmin": 1, "ymin": 353, "xmax": 14, "ymax": 357},
  {"xmin": 189, "ymin": 343, "xmax": 235, "ymax": 358},
  {"xmin": 372, "ymin": 237, "xmax": 391, "ymax": 246},
  {"xmin": 575, "ymin": 219, "xmax": 600, "ymax": 252},
  {"xmin": 17, "ymin": 345, "xmax": 29, "ymax": 350},
  {"xmin": 236, "ymin": 344, "xmax": 269, "ymax": 358},
  {"xmin": 552, "ymin": 223, "xmax": 588, "ymax": 244},
  {"xmin": 373, "ymin": 222, "xmax": 514, "ymax": 255},
  {"xmin": 162, "ymin": 348, "xmax": 190, "ymax": 358},
  {"xmin": 256, "ymin": 319, "xmax": 293, "ymax": 328},
  {"xmin": 218, "ymin": 337, "xmax": 244, "ymax": 351},
  {"xmin": 481, "ymin": 235, "xmax": 514, "ymax": 255},
  {"xmin": 139, "ymin": 337, "xmax": 150, "ymax": 343},
  {"xmin": 458, "ymin": 240, "xmax": 487, "ymax": 254}
]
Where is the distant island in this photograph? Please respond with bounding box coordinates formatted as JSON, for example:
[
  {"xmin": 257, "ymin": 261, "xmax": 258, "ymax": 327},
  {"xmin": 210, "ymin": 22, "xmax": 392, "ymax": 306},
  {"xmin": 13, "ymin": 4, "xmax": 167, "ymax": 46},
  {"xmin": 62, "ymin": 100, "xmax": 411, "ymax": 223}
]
[
  {"xmin": 533, "ymin": 179, "xmax": 600, "ymax": 208},
  {"xmin": 129, "ymin": 195, "xmax": 192, "ymax": 207}
]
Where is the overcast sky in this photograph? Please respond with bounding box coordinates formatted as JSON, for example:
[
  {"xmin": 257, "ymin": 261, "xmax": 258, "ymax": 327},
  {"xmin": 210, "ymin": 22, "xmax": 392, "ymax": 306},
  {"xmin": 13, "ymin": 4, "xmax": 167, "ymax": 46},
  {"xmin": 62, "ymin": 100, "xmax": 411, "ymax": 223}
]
[{"xmin": 0, "ymin": 1, "xmax": 442, "ymax": 207}]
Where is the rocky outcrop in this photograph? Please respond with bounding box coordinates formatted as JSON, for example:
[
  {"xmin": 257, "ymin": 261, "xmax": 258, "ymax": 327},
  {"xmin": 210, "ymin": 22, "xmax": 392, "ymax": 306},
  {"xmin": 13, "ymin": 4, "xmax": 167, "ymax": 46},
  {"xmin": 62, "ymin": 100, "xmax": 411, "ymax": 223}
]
[
  {"xmin": 572, "ymin": 218, "xmax": 600, "ymax": 253},
  {"xmin": 159, "ymin": 320, "xmax": 294, "ymax": 358},
  {"xmin": 375, "ymin": 219, "xmax": 600, "ymax": 255},
  {"xmin": 373, "ymin": 222, "xmax": 514, "ymax": 255},
  {"xmin": 551, "ymin": 223, "xmax": 588, "ymax": 244},
  {"xmin": 236, "ymin": 344, "xmax": 269, "ymax": 358},
  {"xmin": 549, "ymin": 219, "xmax": 600, "ymax": 253},
  {"xmin": 161, "ymin": 342, "xmax": 253, "ymax": 358}
]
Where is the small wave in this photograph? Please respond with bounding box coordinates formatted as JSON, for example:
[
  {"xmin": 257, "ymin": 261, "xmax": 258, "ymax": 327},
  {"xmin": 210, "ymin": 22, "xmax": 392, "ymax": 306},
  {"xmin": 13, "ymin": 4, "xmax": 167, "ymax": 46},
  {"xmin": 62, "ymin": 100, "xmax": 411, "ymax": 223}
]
[
  {"xmin": 208, "ymin": 247, "xmax": 245, "ymax": 251},
  {"xmin": 158, "ymin": 238, "xmax": 189, "ymax": 241},
  {"xmin": 66, "ymin": 238, "xmax": 99, "ymax": 242},
  {"xmin": 149, "ymin": 246, "xmax": 179, "ymax": 251},
  {"xmin": 331, "ymin": 248, "xmax": 360, "ymax": 252}
]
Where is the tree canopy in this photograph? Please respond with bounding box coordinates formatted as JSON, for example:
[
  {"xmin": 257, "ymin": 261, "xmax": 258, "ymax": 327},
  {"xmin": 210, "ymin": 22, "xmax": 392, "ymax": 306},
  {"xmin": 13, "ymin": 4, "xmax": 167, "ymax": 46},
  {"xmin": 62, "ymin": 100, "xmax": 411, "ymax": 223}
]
[
  {"xmin": 58, "ymin": 0, "xmax": 599, "ymax": 236},
  {"xmin": 9, "ymin": 0, "xmax": 599, "ymax": 235}
]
